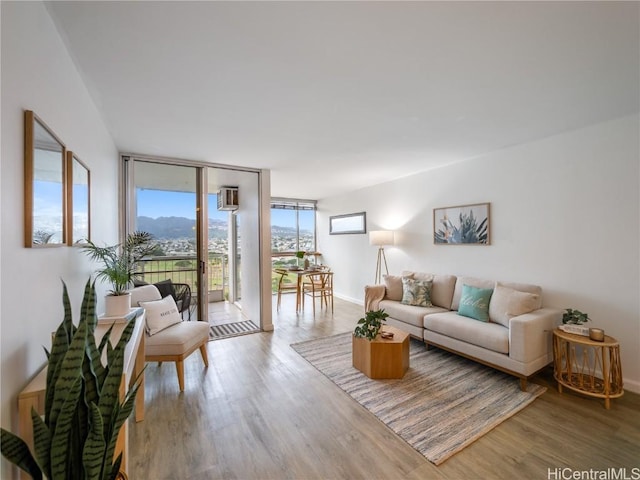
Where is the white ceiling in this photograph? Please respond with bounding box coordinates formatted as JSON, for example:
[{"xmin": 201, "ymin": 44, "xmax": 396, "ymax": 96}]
[{"xmin": 46, "ymin": 1, "xmax": 639, "ymax": 200}]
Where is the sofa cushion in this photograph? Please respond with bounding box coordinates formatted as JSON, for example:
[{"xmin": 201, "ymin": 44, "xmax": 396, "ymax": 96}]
[
  {"xmin": 383, "ymin": 274, "xmax": 405, "ymax": 301},
  {"xmin": 458, "ymin": 284, "xmax": 493, "ymax": 322},
  {"xmin": 145, "ymin": 321, "xmax": 210, "ymax": 357},
  {"xmin": 379, "ymin": 299, "xmax": 448, "ymax": 328},
  {"xmin": 497, "ymin": 281, "xmax": 543, "ymax": 310},
  {"xmin": 402, "ymin": 271, "xmax": 457, "ymax": 309},
  {"xmin": 489, "ymin": 283, "xmax": 541, "ymax": 327},
  {"xmin": 424, "ymin": 311, "xmax": 509, "ymax": 354},
  {"xmin": 401, "ymin": 277, "xmax": 433, "ymax": 307},
  {"xmin": 451, "ymin": 277, "xmax": 495, "ymax": 311}
]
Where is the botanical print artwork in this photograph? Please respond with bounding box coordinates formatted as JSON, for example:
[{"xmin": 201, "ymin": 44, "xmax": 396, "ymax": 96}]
[{"xmin": 434, "ymin": 203, "xmax": 490, "ymax": 245}]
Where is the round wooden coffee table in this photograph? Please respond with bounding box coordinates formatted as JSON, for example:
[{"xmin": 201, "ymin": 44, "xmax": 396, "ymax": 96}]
[{"xmin": 552, "ymin": 328, "xmax": 623, "ymax": 409}]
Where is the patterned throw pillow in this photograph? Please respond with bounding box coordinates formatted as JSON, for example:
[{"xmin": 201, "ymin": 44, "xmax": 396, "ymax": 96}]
[
  {"xmin": 458, "ymin": 284, "xmax": 494, "ymax": 322},
  {"xmin": 401, "ymin": 277, "xmax": 433, "ymax": 307}
]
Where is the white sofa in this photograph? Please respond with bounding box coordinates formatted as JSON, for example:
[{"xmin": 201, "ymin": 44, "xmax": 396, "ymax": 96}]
[{"xmin": 364, "ymin": 271, "xmax": 562, "ymax": 390}]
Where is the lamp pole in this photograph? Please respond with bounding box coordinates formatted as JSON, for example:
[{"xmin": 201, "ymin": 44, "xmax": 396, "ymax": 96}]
[{"xmin": 370, "ymin": 230, "xmax": 394, "ymax": 284}]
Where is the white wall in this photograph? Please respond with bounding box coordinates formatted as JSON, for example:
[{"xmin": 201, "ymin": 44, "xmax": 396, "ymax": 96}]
[
  {"xmin": 1, "ymin": 2, "xmax": 119, "ymax": 477},
  {"xmin": 318, "ymin": 114, "xmax": 640, "ymax": 392},
  {"xmin": 213, "ymin": 167, "xmax": 272, "ymax": 331}
]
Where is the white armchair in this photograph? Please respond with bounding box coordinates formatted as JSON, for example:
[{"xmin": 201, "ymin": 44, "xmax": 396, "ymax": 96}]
[{"xmin": 130, "ymin": 285, "xmax": 209, "ymax": 391}]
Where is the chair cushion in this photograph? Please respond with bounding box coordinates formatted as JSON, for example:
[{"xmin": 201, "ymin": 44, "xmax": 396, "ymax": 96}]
[
  {"xmin": 130, "ymin": 284, "xmax": 162, "ymax": 307},
  {"xmin": 139, "ymin": 295, "xmax": 183, "ymax": 336},
  {"xmin": 145, "ymin": 321, "xmax": 210, "ymax": 357},
  {"xmin": 154, "ymin": 279, "xmax": 176, "ymax": 300}
]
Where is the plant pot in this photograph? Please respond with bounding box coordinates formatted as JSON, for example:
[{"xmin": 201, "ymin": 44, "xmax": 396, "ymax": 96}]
[{"xmin": 105, "ymin": 293, "xmax": 132, "ymax": 317}]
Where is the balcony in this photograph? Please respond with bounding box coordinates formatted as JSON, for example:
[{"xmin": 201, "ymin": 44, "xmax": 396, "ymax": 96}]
[{"xmin": 136, "ymin": 253, "xmax": 230, "ymax": 306}]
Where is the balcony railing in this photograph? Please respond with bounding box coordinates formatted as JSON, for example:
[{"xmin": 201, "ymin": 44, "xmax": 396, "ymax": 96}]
[{"xmin": 136, "ymin": 253, "xmax": 229, "ymax": 301}]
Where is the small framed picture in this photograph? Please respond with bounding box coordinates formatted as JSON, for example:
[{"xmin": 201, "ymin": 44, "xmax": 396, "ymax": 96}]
[
  {"xmin": 433, "ymin": 203, "xmax": 490, "ymax": 245},
  {"xmin": 329, "ymin": 212, "xmax": 366, "ymax": 235}
]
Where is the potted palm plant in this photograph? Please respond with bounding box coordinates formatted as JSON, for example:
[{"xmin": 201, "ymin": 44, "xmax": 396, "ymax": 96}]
[
  {"xmin": 81, "ymin": 231, "xmax": 155, "ymax": 316},
  {"xmin": 1, "ymin": 279, "xmax": 141, "ymax": 480}
]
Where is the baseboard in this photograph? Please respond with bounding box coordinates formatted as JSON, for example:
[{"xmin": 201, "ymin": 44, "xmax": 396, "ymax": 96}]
[
  {"xmin": 624, "ymin": 378, "xmax": 640, "ymax": 394},
  {"xmin": 333, "ymin": 292, "xmax": 364, "ymax": 306}
]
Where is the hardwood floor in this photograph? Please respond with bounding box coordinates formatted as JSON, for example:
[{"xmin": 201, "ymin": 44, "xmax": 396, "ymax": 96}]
[{"xmin": 130, "ymin": 294, "xmax": 640, "ymax": 479}]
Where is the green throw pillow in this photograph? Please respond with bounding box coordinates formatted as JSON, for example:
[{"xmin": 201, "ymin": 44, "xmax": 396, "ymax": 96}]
[
  {"xmin": 401, "ymin": 277, "xmax": 433, "ymax": 307},
  {"xmin": 458, "ymin": 284, "xmax": 493, "ymax": 322}
]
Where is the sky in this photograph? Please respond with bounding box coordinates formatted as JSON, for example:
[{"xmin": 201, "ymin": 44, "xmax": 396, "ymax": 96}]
[{"xmin": 136, "ymin": 189, "xmax": 314, "ymax": 230}]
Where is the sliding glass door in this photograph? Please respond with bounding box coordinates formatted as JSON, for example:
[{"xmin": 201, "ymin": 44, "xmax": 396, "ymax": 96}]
[
  {"xmin": 124, "ymin": 156, "xmax": 264, "ymax": 326},
  {"xmin": 131, "ymin": 161, "xmax": 202, "ymax": 317}
]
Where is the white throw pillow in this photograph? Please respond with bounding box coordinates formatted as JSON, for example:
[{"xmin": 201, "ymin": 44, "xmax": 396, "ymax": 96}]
[
  {"xmin": 139, "ymin": 295, "xmax": 182, "ymax": 336},
  {"xmin": 489, "ymin": 284, "xmax": 540, "ymax": 327}
]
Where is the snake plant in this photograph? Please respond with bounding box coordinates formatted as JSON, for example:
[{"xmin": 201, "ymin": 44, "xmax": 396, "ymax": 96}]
[{"xmin": 1, "ymin": 279, "xmax": 141, "ymax": 480}]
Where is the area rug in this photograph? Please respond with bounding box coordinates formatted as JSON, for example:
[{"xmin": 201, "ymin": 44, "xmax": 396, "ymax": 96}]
[
  {"xmin": 291, "ymin": 332, "xmax": 546, "ymax": 465},
  {"xmin": 209, "ymin": 320, "xmax": 260, "ymax": 340}
]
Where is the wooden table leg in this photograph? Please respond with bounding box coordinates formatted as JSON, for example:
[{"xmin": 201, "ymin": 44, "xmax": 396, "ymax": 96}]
[
  {"xmin": 296, "ymin": 275, "xmax": 303, "ymax": 312},
  {"xmin": 134, "ymin": 332, "xmax": 145, "ymax": 422},
  {"xmin": 602, "ymin": 345, "xmax": 610, "ymax": 410}
]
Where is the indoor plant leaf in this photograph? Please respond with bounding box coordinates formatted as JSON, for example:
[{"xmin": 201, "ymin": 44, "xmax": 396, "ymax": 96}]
[
  {"xmin": 31, "ymin": 407, "xmax": 51, "ymax": 477},
  {"xmin": 0, "ymin": 428, "xmax": 43, "ymax": 480},
  {"xmin": 83, "ymin": 402, "xmax": 106, "ymax": 480}
]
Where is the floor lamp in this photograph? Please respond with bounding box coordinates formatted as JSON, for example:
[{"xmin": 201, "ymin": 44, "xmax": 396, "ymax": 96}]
[{"xmin": 370, "ymin": 230, "xmax": 394, "ymax": 284}]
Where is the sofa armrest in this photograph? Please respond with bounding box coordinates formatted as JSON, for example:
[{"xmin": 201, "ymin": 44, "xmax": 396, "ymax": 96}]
[
  {"xmin": 509, "ymin": 308, "xmax": 562, "ymax": 363},
  {"xmin": 364, "ymin": 284, "xmax": 386, "ymax": 312}
]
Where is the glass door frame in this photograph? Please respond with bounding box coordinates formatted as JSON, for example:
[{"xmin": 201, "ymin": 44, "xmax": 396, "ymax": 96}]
[{"xmin": 121, "ymin": 153, "xmax": 269, "ymax": 327}]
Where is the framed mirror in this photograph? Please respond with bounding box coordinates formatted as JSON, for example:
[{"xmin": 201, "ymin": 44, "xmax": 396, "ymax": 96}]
[
  {"xmin": 24, "ymin": 110, "xmax": 67, "ymax": 247},
  {"xmin": 66, "ymin": 151, "xmax": 90, "ymax": 245}
]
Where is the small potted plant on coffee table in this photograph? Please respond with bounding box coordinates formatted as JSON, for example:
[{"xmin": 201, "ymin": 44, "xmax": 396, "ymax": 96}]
[{"xmin": 353, "ymin": 309, "xmax": 390, "ymax": 341}]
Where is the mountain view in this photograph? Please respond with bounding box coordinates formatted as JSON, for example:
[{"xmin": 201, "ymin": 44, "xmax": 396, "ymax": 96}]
[{"xmin": 137, "ymin": 216, "xmax": 314, "ymax": 256}]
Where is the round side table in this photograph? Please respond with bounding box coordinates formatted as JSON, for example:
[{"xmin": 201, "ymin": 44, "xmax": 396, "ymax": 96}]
[{"xmin": 552, "ymin": 328, "xmax": 624, "ymax": 409}]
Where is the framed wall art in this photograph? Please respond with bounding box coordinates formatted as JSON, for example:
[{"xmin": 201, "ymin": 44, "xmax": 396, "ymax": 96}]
[
  {"xmin": 433, "ymin": 202, "xmax": 490, "ymax": 245},
  {"xmin": 329, "ymin": 211, "xmax": 366, "ymax": 235}
]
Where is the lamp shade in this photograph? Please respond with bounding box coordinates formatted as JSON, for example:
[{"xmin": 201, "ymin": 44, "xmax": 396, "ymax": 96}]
[{"xmin": 369, "ymin": 230, "xmax": 394, "ymax": 246}]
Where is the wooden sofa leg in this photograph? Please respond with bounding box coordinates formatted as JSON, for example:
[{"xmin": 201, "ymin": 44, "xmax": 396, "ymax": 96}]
[
  {"xmin": 519, "ymin": 377, "xmax": 527, "ymax": 392},
  {"xmin": 176, "ymin": 360, "xmax": 185, "ymax": 392},
  {"xmin": 200, "ymin": 344, "xmax": 209, "ymax": 367},
  {"xmin": 425, "ymin": 342, "xmax": 431, "ymax": 351}
]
